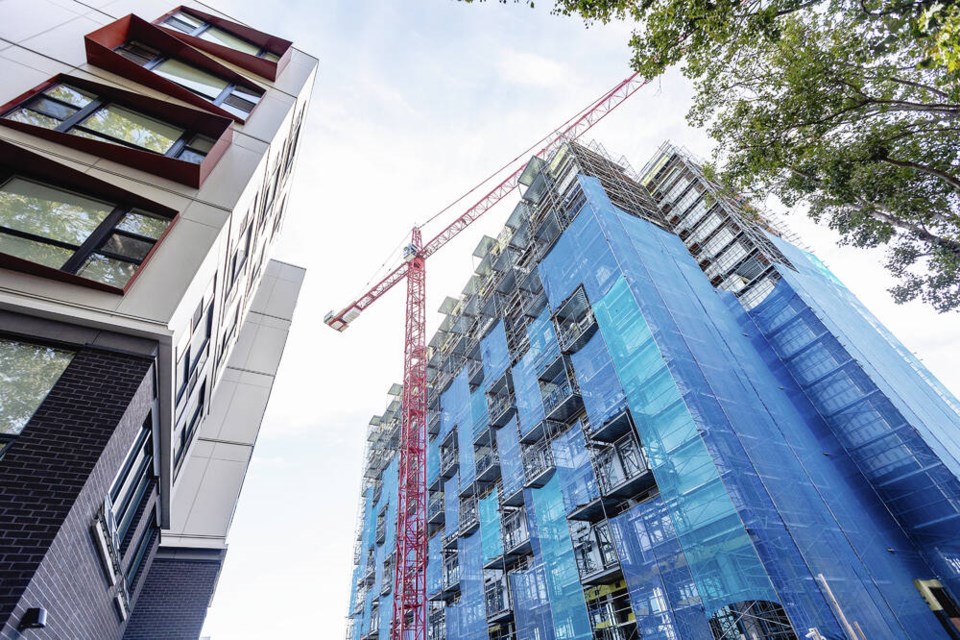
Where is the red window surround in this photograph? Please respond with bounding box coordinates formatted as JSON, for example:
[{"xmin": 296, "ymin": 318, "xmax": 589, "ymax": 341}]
[
  {"xmin": 84, "ymin": 14, "xmax": 264, "ymax": 124},
  {"xmin": 0, "ymin": 138, "xmax": 179, "ymax": 295},
  {"xmin": 155, "ymin": 6, "xmax": 293, "ymax": 82},
  {"xmin": 0, "ymin": 74, "xmax": 233, "ymax": 188}
]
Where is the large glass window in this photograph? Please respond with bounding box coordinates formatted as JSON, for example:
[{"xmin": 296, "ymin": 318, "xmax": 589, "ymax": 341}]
[
  {"xmin": 115, "ymin": 41, "xmax": 263, "ymax": 119},
  {"xmin": 0, "ymin": 177, "xmax": 172, "ymax": 288},
  {"xmin": 162, "ymin": 10, "xmax": 281, "ymax": 62},
  {"xmin": 110, "ymin": 415, "xmax": 156, "ymax": 549},
  {"xmin": 2, "ymin": 82, "xmax": 216, "ymax": 164},
  {"xmin": 0, "ymin": 339, "xmax": 74, "ymax": 456}
]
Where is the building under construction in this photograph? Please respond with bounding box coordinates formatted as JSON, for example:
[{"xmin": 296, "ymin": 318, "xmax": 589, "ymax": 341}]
[{"xmin": 345, "ymin": 141, "xmax": 960, "ymax": 640}]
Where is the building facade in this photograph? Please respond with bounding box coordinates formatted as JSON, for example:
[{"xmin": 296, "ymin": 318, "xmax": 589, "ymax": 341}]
[
  {"xmin": 346, "ymin": 141, "xmax": 960, "ymax": 640},
  {"xmin": 0, "ymin": 3, "xmax": 316, "ymax": 638}
]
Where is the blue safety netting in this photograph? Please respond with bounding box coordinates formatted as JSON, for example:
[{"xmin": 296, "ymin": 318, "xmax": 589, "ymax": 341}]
[
  {"xmin": 481, "ymin": 320, "xmax": 511, "ymax": 383},
  {"xmin": 570, "ymin": 328, "xmax": 627, "ymax": 428},
  {"xmin": 427, "ymin": 532, "xmax": 443, "ymax": 598},
  {"xmin": 495, "ymin": 416, "xmax": 524, "ymax": 498},
  {"xmin": 479, "ymin": 488, "xmax": 503, "ymax": 565},
  {"xmin": 470, "ymin": 386, "xmax": 489, "ymax": 442},
  {"xmin": 550, "ymin": 420, "xmax": 599, "ymax": 516},
  {"xmin": 513, "ymin": 350, "xmax": 544, "ymax": 440},
  {"xmin": 444, "ymin": 470, "xmax": 460, "ymax": 536},
  {"xmin": 458, "ymin": 532, "xmax": 487, "ymax": 638},
  {"xmin": 511, "ymin": 565, "xmax": 556, "ymax": 640},
  {"xmin": 527, "ymin": 475, "xmax": 593, "ymax": 639},
  {"xmin": 427, "ymin": 435, "xmax": 439, "ymax": 489}
]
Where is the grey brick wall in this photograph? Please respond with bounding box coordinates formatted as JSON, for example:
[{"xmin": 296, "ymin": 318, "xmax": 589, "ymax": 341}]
[
  {"xmin": 0, "ymin": 347, "xmax": 155, "ymax": 640},
  {"xmin": 123, "ymin": 551, "xmax": 224, "ymax": 640}
]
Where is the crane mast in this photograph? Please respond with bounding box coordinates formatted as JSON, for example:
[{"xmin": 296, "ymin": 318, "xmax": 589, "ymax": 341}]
[{"xmin": 327, "ymin": 71, "xmax": 649, "ymax": 640}]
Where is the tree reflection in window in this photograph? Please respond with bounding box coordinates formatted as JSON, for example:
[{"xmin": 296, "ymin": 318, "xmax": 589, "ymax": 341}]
[
  {"xmin": 0, "ymin": 176, "xmax": 172, "ymax": 289},
  {"xmin": 2, "ymin": 83, "xmax": 216, "ymax": 164},
  {"xmin": 0, "ymin": 339, "xmax": 73, "ymax": 435}
]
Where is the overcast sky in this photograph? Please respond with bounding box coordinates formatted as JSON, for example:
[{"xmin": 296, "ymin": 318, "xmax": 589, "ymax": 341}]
[{"xmin": 198, "ymin": 1, "xmax": 960, "ymax": 637}]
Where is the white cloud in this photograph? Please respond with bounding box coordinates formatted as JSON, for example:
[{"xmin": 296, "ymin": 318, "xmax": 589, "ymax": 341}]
[{"xmin": 496, "ymin": 47, "xmax": 574, "ymax": 88}]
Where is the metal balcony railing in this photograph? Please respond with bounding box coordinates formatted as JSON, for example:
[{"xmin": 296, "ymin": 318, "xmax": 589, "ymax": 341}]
[
  {"xmin": 541, "ymin": 379, "xmax": 578, "ymax": 419},
  {"xmin": 595, "ymin": 434, "xmax": 653, "ymax": 500},
  {"xmin": 502, "ymin": 507, "xmax": 530, "ymax": 554},
  {"xmin": 475, "ymin": 447, "xmax": 500, "ymax": 482},
  {"xmin": 522, "ymin": 439, "xmax": 555, "ymax": 488},
  {"xmin": 484, "ymin": 577, "xmax": 511, "ymax": 620},
  {"xmin": 442, "ymin": 554, "xmax": 460, "ymax": 591},
  {"xmin": 487, "ymin": 391, "xmax": 516, "ymax": 428},
  {"xmin": 428, "ymin": 491, "xmax": 445, "ymax": 523},
  {"xmin": 439, "ymin": 444, "xmax": 459, "ymax": 478},
  {"xmin": 460, "ymin": 495, "xmax": 479, "ymax": 534},
  {"xmin": 557, "ymin": 310, "xmax": 597, "ymax": 353}
]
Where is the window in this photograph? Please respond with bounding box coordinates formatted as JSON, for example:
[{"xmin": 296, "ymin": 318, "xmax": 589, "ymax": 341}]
[
  {"xmin": 116, "ymin": 41, "xmax": 263, "ymax": 119},
  {"xmin": 110, "ymin": 415, "xmax": 156, "ymax": 550},
  {"xmin": 3, "ymin": 83, "xmax": 216, "ymax": 164},
  {"xmin": 0, "ymin": 338, "xmax": 73, "ymax": 455},
  {"xmin": 0, "ymin": 176, "xmax": 171, "ymax": 289},
  {"xmin": 163, "ymin": 10, "xmax": 280, "ymax": 61}
]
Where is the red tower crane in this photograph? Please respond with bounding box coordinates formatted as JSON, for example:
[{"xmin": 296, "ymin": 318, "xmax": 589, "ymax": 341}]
[{"xmin": 325, "ymin": 71, "xmax": 649, "ymax": 640}]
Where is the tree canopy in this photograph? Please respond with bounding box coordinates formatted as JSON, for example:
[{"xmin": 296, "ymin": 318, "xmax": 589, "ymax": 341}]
[{"xmin": 464, "ymin": 0, "xmax": 960, "ymax": 311}]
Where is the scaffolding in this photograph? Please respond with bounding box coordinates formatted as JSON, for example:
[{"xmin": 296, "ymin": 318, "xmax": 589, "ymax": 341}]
[{"xmin": 346, "ymin": 137, "xmax": 959, "ymax": 640}]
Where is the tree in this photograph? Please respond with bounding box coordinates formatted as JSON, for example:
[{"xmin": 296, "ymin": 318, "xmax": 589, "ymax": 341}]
[{"xmin": 463, "ymin": 0, "xmax": 960, "ymax": 311}]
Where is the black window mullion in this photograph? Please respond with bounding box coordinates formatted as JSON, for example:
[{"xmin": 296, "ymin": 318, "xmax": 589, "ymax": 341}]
[
  {"xmin": 193, "ymin": 23, "xmax": 211, "ymax": 37},
  {"xmin": 165, "ymin": 131, "xmax": 192, "ymax": 159},
  {"xmin": 212, "ymin": 82, "xmax": 236, "ymax": 107},
  {"xmin": 143, "ymin": 55, "xmax": 166, "ymax": 72},
  {"xmin": 0, "ymin": 225, "xmax": 81, "ymax": 252},
  {"xmin": 111, "ymin": 228, "xmax": 158, "ymax": 244},
  {"xmin": 97, "ymin": 249, "xmax": 143, "ymax": 265},
  {"xmin": 61, "ymin": 206, "xmax": 127, "ymax": 273},
  {"xmin": 56, "ymin": 97, "xmax": 104, "ymax": 132}
]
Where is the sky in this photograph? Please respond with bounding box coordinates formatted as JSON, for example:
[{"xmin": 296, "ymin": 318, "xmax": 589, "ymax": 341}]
[{"xmin": 198, "ymin": 1, "xmax": 960, "ymax": 638}]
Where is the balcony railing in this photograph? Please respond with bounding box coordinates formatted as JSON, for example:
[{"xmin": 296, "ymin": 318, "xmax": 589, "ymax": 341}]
[
  {"xmin": 541, "ymin": 379, "xmax": 581, "ymax": 422},
  {"xmin": 475, "ymin": 446, "xmax": 501, "ymax": 483},
  {"xmin": 572, "ymin": 520, "xmax": 620, "ymax": 584},
  {"xmin": 428, "ymin": 491, "xmax": 445, "ymax": 524},
  {"xmin": 502, "ymin": 507, "xmax": 530, "ymax": 554},
  {"xmin": 439, "ymin": 444, "xmax": 459, "ymax": 479},
  {"xmin": 522, "ymin": 440, "xmax": 555, "ymax": 488},
  {"xmin": 442, "ymin": 553, "xmax": 460, "ymax": 592},
  {"xmin": 557, "ymin": 310, "xmax": 597, "ymax": 353},
  {"xmin": 595, "ymin": 434, "xmax": 653, "ymax": 500},
  {"xmin": 484, "ymin": 575, "xmax": 512, "ymax": 621},
  {"xmin": 460, "ymin": 495, "xmax": 479, "ymax": 534},
  {"xmin": 487, "ymin": 390, "xmax": 517, "ymax": 428}
]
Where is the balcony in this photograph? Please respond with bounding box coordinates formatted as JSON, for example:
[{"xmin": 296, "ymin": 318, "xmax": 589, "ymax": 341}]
[
  {"xmin": 475, "ymin": 444, "xmax": 501, "ymax": 483},
  {"xmin": 502, "ymin": 507, "xmax": 531, "ymax": 557},
  {"xmin": 460, "ymin": 494, "xmax": 479, "ymax": 535},
  {"xmin": 595, "ymin": 433, "xmax": 655, "ymax": 501},
  {"xmin": 442, "ymin": 550, "xmax": 461, "ymax": 594},
  {"xmin": 484, "ymin": 571, "xmax": 513, "ymax": 623},
  {"xmin": 522, "ymin": 439, "xmax": 555, "ymax": 489},
  {"xmin": 467, "ymin": 355, "xmax": 484, "ymax": 390},
  {"xmin": 486, "ymin": 371, "xmax": 517, "ymax": 428},
  {"xmin": 571, "ymin": 520, "xmax": 621, "ymax": 585},
  {"xmin": 439, "ymin": 431, "xmax": 459, "ymax": 479},
  {"xmin": 554, "ymin": 286, "xmax": 598, "ymax": 354},
  {"xmin": 584, "ymin": 408, "xmax": 633, "ymax": 443},
  {"xmin": 428, "ymin": 409, "xmax": 441, "ymax": 437},
  {"xmin": 380, "ymin": 555, "xmax": 394, "ymax": 595},
  {"xmin": 428, "ymin": 491, "xmax": 445, "ymax": 526},
  {"xmin": 538, "ymin": 356, "xmax": 583, "ymax": 423},
  {"xmin": 428, "ymin": 605, "xmax": 446, "ymax": 640}
]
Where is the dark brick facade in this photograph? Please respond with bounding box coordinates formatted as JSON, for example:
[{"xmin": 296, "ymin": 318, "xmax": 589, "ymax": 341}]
[
  {"xmin": 123, "ymin": 550, "xmax": 225, "ymax": 640},
  {"xmin": 0, "ymin": 346, "xmax": 155, "ymax": 639}
]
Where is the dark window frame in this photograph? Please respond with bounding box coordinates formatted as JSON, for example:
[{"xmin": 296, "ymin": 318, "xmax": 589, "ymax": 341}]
[
  {"xmin": 0, "ymin": 74, "xmax": 233, "ymax": 189},
  {"xmin": 154, "ymin": 6, "xmax": 293, "ymax": 81},
  {"xmin": 0, "ymin": 171, "xmax": 173, "ymax": 291},
  {"xmin": 162, "ymin": 10, "xmax": 276, "ymax": 61},
  {"xmin": 115, "ymin": 40, "xmax": 262, "ymax": 119},
  {"xmin": 84, "ymin": 15, "xmax": 265, "ymax": 124},
  {"xmin": 2, "ymin": 83, "xmax": 215, "ymax": 164}
]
